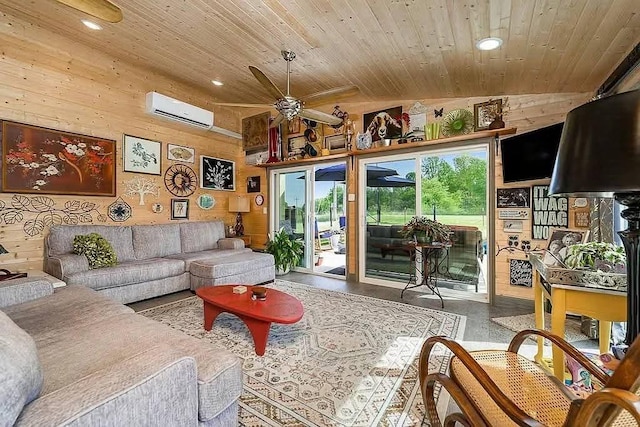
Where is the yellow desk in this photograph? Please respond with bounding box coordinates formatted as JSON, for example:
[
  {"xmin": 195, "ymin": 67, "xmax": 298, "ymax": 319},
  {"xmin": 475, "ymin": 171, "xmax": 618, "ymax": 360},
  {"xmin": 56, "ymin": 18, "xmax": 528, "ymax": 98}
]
[{"xmin": 533, "ymin": 267, "xmax": 627, "ymax": 380}]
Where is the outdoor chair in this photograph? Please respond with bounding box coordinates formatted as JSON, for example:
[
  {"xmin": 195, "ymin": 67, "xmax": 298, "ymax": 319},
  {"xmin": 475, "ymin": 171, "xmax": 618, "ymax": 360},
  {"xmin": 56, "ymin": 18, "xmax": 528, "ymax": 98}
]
[
  {"xmin": 315, "ymin": 219, "xmax": 332, "ymax": 251},
  {"xmin": 419, "ymin": 328, "xmax": 640, "ymax": 426}
]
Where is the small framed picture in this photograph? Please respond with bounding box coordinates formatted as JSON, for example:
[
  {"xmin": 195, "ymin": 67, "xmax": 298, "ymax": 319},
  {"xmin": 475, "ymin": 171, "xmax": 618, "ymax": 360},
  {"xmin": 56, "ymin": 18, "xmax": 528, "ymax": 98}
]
[
  {"xmin": 166, "ymin": 143, "xmax": 195, "ymax": 163},
  {"xmin": 200, "ymin": 156, "xmax": 235, "ymax": 191},
  {"xmin": 171, "ymin": 198, "xmax": 189, "ymax": 220},
  {"xmin": 543, "ymin": 228, "xmax": 589, "ymax": 267},
  {"xmin": 247, "ymin": 176, "xmax": 260, "ymax": 193},
  {"xmin": 497, "ymin": 187, "xmax": 530, "ymax": 208},
  {"xmin": 287, "ymin": 135, "xmax": 307, "ymax": 157},
  {"xmin": 287, "ymin": 117, "xmax": 301, "ymax": 134},
  {"xmin": 123, "ymin": 135, "xmax": 161, "ymax": 175},
  {"xmin": 324, "ymin": 134, "xmax": 347, "ymax": 152},
  {"xmin": 473, "ymin": 99, "xmax": 502, "ymax": 131}
]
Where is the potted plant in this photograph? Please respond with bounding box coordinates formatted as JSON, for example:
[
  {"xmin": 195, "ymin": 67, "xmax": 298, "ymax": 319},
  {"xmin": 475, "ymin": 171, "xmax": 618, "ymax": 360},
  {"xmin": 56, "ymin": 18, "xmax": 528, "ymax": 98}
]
[
  {"xmin": 565, "ymin": 242, "xmax": 626, "ymax": 273},
  {"xmin": 265, "ymin": 228, "xmax": 304, "ymax": 275},
  {"xmin": 398, "ymin": 216, "xmax": 451, "ymax": 244}
]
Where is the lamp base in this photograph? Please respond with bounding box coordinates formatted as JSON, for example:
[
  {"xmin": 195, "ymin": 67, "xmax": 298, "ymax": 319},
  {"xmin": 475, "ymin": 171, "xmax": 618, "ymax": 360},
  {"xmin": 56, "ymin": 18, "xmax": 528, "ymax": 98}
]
[
  {"xmin": 615, "ymin": 192, "xmax": 640, "ymax": 346},
  {"xmin": 234, "ymin": 212, "xmax": 245, "ymax": 236}
]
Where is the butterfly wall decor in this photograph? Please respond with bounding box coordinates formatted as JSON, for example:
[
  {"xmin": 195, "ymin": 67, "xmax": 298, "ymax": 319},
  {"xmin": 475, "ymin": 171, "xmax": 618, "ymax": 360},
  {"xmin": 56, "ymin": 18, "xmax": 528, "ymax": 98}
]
[{"xmin": 434, "ymin": 108, "xmax": 444, "ymax": 118}]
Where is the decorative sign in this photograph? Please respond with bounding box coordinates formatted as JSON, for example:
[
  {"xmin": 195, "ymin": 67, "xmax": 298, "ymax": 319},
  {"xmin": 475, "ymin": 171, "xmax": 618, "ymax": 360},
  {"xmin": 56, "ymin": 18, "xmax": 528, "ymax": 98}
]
[
  {"xmin": 503, "ymin": 220, "xmax": 523, "ymax": 232},
  {"xmin": 532, "ymin": 185, "xmax": 568, "ymax": 240},
  {"xmin": 498, "ymin": 209, "xmax": 529, "ymax": 219},
  {"xmin": 575, "ymin": 210, "xmax": 590, "ymax": 228},
  {"xmin": 509, "ymin": 259, "xmax": 533, "ymax": 287},
  {"xmin": 108, "ymin": 197, "xmax": 132, "ymax": 222},
  {"xmin": 497, "ymin": 188, "xmax": 530, "ymax": 208}
]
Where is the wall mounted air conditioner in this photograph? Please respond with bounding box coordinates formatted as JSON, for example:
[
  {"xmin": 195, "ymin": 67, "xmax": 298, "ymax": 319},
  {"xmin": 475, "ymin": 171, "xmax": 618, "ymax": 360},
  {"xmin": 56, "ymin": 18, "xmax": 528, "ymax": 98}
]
[{"xmin": 145, "ymin": 92, "xmax": 214, "ymax": 130}]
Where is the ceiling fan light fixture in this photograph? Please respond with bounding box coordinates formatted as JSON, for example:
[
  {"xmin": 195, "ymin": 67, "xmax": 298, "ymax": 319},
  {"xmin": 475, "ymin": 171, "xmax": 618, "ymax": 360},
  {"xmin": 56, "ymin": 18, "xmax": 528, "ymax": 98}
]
[
  {"xmin": 81, "ymin": 19, "xmax": 102, "ymax": 30},
  {"xmin": 211, "ymin": 80, "xmax": 224, "ymax": 86},
  {"xmin": 476, "ymin": 37, "xmax": 503, "ymax": 51}
]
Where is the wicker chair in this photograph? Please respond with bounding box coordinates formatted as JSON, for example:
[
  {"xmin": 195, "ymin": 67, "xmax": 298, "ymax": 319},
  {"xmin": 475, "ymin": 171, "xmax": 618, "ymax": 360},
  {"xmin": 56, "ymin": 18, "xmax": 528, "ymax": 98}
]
[{"xmin": 419, "ymin": 329, "xmax": 640, "ymax": 426}]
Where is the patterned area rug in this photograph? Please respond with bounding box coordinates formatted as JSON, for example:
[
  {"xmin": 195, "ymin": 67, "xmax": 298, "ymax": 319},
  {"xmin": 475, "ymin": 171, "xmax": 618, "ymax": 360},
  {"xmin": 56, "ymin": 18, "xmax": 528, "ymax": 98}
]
[
  {"xmin": 491, "ymin": 313, "xmax": 590, "ymax": 343},
  {"xmin": 141, "ymin": 280, "xmax": 466, "ymax": 426}
]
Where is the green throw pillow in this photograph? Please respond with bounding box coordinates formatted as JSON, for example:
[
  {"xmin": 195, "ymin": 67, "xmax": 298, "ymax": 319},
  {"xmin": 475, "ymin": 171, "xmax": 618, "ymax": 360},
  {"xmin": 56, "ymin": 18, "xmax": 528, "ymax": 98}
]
[{"xmin": 73, "ymin": 233, "xmax": 117, "ymax": 269}]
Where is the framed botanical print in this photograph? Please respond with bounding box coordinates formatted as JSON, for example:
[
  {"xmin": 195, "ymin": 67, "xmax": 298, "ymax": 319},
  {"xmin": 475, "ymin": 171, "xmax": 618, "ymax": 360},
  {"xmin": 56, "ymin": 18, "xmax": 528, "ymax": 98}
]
[
  {"xmin": 166, "ymin": 143, "xmax": 195, "ymax": 163},
  {"xmin": 1, "ymin": 120, "xmax": 116, "ymax": 196},
  {"xmin": 171, "ymin": 198, "xmax": 189, "ymax": 220},
  {"xmin": 200, "ymin": 156, "xmax": 235, "ymax": 191},
  {"xmin": 123, "ymin": 135, "xmax": 161, "ymax": 175}
]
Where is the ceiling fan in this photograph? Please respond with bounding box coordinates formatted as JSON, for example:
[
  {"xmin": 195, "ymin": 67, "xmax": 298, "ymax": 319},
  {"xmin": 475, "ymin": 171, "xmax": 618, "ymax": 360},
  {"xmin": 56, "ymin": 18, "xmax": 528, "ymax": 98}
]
[
  {"xmin": 214, "ymin": 50, "xmax": 359, "ymax": 128},
  {"xmin": 54, "ymin": 0, "xmax": 123, "ymax": 23}
]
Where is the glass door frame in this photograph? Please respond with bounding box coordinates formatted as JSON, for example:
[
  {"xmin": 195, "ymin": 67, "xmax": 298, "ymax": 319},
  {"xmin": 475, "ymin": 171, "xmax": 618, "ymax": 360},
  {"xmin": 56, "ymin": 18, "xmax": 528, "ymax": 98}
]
[{"xmin": 357, "ymin": 140, "xmax": 494, "ymax": 302}]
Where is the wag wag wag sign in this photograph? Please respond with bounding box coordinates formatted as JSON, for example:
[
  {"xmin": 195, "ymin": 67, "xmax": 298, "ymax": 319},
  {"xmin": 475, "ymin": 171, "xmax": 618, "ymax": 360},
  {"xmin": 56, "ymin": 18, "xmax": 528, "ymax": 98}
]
[{"xmin": 532, "ymin": 185, "xmax": 568, "ymax": 240}]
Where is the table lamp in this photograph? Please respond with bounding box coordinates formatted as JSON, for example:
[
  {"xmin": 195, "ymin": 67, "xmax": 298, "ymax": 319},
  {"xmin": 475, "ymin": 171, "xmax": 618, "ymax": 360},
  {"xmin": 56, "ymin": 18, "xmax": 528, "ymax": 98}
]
[
  {"xmin": 229, "ymin": 195, "xmax": 250, "ymax": 236},
  {"xmin": 550, "ymin": 89, "xmax": 640, "ymax": 345}
]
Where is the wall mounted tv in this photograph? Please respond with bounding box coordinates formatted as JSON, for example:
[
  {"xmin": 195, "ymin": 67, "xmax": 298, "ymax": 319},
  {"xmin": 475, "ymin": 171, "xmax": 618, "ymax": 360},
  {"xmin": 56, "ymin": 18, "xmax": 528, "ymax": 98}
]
[{"xmin": 500, "ymin": 122, "xmax": 564, "ymax": 183}]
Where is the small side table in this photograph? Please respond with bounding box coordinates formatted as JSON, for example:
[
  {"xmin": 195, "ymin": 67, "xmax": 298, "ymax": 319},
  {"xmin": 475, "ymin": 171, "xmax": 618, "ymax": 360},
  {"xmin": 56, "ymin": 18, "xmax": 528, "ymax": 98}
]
[{"xmin": 238, "ymin": 235, "xmax": 252, "ymax": 248}]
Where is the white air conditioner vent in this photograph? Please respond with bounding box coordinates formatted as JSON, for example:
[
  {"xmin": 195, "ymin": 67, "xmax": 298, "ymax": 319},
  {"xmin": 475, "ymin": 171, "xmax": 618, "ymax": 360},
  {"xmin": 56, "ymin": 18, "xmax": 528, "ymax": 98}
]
[{"xmin": 145, "ymin": 92, "xmax": 214, "ymax": 130}]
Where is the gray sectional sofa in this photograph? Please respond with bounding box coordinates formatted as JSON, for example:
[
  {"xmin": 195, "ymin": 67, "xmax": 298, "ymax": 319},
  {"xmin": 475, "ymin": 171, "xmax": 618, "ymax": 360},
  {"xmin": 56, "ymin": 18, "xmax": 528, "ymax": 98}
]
[
  {"xmin": 44, "ymin": 220, "xmax": 275, "ymax": 304},
  {"xmin": 0, "ymin": 277, "xmax": 242, "ymax": 426}
]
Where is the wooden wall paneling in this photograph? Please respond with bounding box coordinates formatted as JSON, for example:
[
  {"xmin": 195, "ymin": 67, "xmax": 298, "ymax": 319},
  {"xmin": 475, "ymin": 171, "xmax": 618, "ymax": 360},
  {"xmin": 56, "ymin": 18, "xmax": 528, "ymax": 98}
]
[{"xmin": 0, "ymin": 13, "xmax": 243, "ymax": 273}]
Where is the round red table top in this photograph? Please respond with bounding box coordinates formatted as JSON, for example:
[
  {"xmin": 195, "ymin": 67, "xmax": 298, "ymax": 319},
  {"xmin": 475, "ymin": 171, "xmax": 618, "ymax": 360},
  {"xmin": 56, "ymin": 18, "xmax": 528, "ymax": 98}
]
[{"xmin": 196, "ymin": 285, "xmax": 304, "ymax": 324}]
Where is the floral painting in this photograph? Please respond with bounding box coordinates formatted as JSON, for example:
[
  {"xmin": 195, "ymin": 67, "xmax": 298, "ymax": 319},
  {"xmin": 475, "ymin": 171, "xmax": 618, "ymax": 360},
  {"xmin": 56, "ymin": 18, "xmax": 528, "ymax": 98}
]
[
  {"xmin": 200, "ymin": 156, "xmax": 235, "ymax": 191},
  {"xmin": 1, "ymin": 121, "xmax": 115, "ymax": 196}
]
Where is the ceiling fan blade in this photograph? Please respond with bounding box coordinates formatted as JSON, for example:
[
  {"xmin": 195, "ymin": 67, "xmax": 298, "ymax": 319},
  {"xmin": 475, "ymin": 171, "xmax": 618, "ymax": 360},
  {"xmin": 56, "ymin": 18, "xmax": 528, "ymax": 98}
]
[
  {"xmin": 270, "ymin": 113, "xmax": 285, "ymax": 128},
  {"xmin": 304, "ymin": 85, "xmax": 360, "ymax": 108},
  {"xmin": 211, "ymin": 102, "xmax": 273, "ymax": 108},
  {"xmin": 249, "ymin": 66, "xmax": 285, "ymax": 100},
  {"xmin": 55, "ymin": 0, "xmax": 123, "ymax": 23},
  {"xmin": 299, "ymin": 108, "xmax": 343, "ymax": 126}
]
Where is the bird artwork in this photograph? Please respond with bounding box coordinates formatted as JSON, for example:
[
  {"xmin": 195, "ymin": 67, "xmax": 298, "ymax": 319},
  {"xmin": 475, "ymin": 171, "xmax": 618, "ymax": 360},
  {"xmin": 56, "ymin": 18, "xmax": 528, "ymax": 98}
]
[{"xmin": 434, "ymin": 108, "xmax": 444, "ymax": 118}]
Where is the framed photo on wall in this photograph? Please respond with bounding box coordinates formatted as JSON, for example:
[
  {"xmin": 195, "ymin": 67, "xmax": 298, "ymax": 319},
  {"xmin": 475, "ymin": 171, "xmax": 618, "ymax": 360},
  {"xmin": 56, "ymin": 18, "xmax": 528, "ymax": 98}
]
[
  {"xmin": 363, "ymin": 106, "xmax": 403, "ymax": 142},
  {"xmin": 166, "ymin": 143, "xmax": 195, "ymax": 163},
  {"xmin": 171, "ymin": 198, "xmax": 189, "ymax": 220},
  {"xmin": 543, "ymin": 228, "xmax": 590, "ymax": 267},
  {"xmin": 324, "ymin": 134, "xmax": 347, "ymax": 152},
  {"xmin": 242, "ymin": 111, "xmax": 270, "ymax": 151},
  {"xmin": 200, "ymin": 156, "xmax": 235, "ymax": 191},
  {"xmin": 247, "ymin": 176, "xmax": 260, "ymax": 193},
  {"xmin": 123, "ymin": 135, "xmax": 161, "ymax": 175},
  {"xmin": 474, "ymin": 99, "xmax": 502, "ymax": 131},
  {"xmin": 0, "ymin": 120, "xmax": 116, "ymax": 196}
]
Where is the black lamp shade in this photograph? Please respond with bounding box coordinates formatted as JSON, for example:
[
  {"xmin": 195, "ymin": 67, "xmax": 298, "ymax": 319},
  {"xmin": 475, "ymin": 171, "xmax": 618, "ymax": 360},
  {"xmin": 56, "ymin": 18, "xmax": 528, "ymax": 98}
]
[
  {"xmin": 0, "ymin": 244, "xmax": 7, "ymax": 255},
  {"xmin": 549, "ymin": 89, "xmax": 640, "ymax": 197}
]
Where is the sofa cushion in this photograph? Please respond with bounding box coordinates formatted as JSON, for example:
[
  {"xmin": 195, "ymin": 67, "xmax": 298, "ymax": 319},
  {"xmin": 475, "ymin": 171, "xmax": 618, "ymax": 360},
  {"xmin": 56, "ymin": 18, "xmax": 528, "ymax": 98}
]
[
  {"xmin": 65, "ymin": 259, "xmax": 185, "ymax": 290},
  {"xmin": 179, "ymin": 221, "xmax": 226, "ymax": 253},
  {"xmin": 132, "ymin": 224, "xmax": 181, "ymax": 259},
  {"xmin": 73, "ymin": 233, "xmax": 118, "ymax": 269},
  {"xmin": 0, "ymin": 310, "xmax": 43, "ymax": 425},
  {"xmin": 48, "ymin": 225, "xmax": 135, "ymax": 262},
  {"xmin": 166, "ymin": 248, "xmax": 252, "ymax": 270}
]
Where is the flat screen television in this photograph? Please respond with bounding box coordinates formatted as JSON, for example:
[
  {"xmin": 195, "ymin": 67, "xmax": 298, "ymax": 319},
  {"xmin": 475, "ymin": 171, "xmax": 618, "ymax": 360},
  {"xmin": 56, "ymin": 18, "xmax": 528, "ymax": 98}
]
[{"xmin": 500, "ymin": 123, "xmax": 563, "ymax": 183}]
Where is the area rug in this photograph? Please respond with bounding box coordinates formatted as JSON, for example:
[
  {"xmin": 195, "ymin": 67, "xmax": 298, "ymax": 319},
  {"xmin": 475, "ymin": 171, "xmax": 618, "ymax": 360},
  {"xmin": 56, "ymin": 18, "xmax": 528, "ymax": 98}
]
[
  {"xmin": 325, "ymin": 266, "xmax": 346, "ymax": 276},
  {"xmin": 491, "ymin": 313, "xmax": 590, "ymax": 343},
  {"xmin": 141, "ymin": 280, "xmax": 466, "ymax": 426}
]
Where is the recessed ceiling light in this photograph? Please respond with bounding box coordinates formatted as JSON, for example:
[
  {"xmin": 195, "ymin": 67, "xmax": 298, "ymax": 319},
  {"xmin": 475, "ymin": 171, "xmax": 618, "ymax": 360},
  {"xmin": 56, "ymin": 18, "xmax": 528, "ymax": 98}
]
[
  {"xmin": 81, "ymin": 20, "xmax": 102, "ymax": 30},
  {"xmin": 211, "ymin": 80, "xmax": 224, "ymax": 86},
  {"xmin": 476, "ymin": 37, "xmax": 503, "ymax": 51}
]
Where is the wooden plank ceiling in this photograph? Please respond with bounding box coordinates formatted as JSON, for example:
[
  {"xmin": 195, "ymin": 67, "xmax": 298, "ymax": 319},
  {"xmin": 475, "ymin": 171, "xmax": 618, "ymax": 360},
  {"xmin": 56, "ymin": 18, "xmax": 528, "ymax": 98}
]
[{"xmin": 0, "ymin": 0, "xmax": 638, "ymax": 105}]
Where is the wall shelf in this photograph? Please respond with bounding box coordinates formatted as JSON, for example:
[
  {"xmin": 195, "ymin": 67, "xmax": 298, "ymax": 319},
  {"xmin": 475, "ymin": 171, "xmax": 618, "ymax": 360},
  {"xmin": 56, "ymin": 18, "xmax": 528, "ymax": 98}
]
[{"xmin": 256, "ymin": 127, "xmax": 516, "ymax": 169}]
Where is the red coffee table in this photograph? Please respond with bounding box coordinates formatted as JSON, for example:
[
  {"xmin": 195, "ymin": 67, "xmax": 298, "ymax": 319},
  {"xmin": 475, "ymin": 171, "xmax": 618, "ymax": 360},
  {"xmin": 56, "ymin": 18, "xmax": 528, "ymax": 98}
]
[{"xmin": 196, "ymin": 285, "xmax": 304, "ymax": 356}]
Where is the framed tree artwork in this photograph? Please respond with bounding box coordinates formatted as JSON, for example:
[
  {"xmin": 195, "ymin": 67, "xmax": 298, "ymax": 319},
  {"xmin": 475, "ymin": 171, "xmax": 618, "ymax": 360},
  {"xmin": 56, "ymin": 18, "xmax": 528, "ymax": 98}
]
[
  {"xmin": 200, "ymin": 156, "xmax": 235, "ymax": 191},
  {"xmin": 123, "ymin": 135, "xmax": 161, "ymax": 175},
  {"xmin": 1, "ymin": 120, "xmax": 116, "ymax": 196}
]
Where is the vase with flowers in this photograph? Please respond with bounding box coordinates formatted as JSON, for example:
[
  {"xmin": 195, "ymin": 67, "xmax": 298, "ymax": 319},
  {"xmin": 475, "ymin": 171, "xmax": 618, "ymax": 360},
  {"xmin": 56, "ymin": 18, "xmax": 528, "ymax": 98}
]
[{"xmin": 399, "ymin": 216, "xmax": 451, "ymax": 244}]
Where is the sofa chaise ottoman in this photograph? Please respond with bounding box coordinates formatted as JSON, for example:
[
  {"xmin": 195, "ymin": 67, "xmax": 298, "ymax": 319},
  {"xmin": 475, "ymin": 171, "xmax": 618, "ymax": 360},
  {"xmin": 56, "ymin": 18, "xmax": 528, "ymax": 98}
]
[
  {"xmin": 190, "ymin": 252, "xmax": 276, "ymax": 289},
  {"xmin": 0, "ymin": 277, "xmax": 242, "ymax": 426}
]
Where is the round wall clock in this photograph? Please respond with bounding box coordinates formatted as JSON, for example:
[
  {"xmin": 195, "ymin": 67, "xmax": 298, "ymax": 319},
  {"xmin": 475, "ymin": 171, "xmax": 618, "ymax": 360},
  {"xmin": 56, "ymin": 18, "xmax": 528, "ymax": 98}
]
[
  {"xmin": 255, "ymin": 194, "xmax": 264, "ymax": 206},
  {"xmin": 164, "ymin": 164, "xmax": 197, "ymax": 197}
]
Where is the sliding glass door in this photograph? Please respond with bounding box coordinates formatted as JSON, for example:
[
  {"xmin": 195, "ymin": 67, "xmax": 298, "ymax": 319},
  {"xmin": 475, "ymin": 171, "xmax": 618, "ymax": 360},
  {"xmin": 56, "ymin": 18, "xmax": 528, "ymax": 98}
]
[{"xmin": 359, "ymin": 145, "xmax": 489, "ymax": 297}]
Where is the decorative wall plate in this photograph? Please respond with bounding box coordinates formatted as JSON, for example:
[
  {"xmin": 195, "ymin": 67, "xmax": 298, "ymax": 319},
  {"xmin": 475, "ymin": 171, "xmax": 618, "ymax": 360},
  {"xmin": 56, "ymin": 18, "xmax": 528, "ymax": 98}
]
[
  {"xmin": 164, "ymin": 164, "xmax": 197, "ymax": 197},
  {"xmin": 196, "ymin": 194, "xmax": 216, "ymax": 210},
  {"xmin": 108, "ymin": 197, "xmax": 132, "ymax": 222},
  {"xmin": 441, "ymin": 109, "xmax": 474, "ymax": 137},
  {"xmin": 151, "ymin": 202, "xmax": 164, "ymax": 213}
]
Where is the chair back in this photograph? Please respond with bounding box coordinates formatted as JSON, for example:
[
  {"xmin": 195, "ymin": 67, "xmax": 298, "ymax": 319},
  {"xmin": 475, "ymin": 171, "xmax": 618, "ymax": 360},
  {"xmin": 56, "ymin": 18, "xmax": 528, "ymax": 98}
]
[
  {"xmin": 339, "ymin": 216, "xmax": 346, "ymax": 229},
  {"xmin": 599, "ymin": 334, "xmax": 640, "ymax": 425}
]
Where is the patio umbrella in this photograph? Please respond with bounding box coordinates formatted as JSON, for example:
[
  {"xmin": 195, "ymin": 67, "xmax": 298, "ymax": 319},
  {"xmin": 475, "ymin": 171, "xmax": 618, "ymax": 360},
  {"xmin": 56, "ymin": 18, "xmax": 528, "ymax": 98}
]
[{"xmin": 366, "ymin": 176, "xmax": 416, "ymax": 223}]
